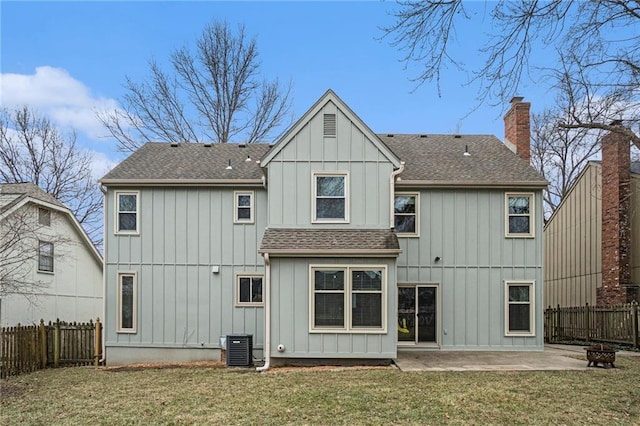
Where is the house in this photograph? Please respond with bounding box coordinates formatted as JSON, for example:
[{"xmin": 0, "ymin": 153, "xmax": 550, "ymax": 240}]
[
  {"xmin": 100, "ymin": 90, "xmax": 547, "ymax": 367},
  {"xmin": 0, "ymin": 183, "xmax": 103, "ymax": 326},
  {"xmin": 544, "ymin": 129, "xmax": 640, "ymax": 307}
]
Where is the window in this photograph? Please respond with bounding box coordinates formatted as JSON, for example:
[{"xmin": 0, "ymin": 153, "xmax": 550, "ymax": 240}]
[
  {"xmin": 394, "ymin": 193, "xmax": 419, "ymax": 236},
  {"xmin": 313, "ymin": 172, "xmax": 348, "ymax": 222},
  {"xmin": 505, "ymin": 281, "xmax": 534, "ymax": 336},
  {"xmin": 234, "ymin": 191, "xmax": 254, "ymax": 223},
  {"xmin": 117, "ymin": 272, "xmax": 137, "ymax": 333},
  {"xmin": 38, "ymin": 208, "xmax": 51, "ymax": 226},
  {"xmin": 310, "ymin": 266, "xmax": 386, "ymax": 332},
  {"xmin": 237, "ymin": 275, "xmax": 263, "ymax": 306},
  {"xmin": 506, "ymin": 193, "xmax": 534, "ymax": 237},
  {"xmin": 116, "ymin": 191, "xmax": 139, "ymax": 234},
  {"xmin": 38, "ymin": 241, "xmax": 54, "ymax": 273}
]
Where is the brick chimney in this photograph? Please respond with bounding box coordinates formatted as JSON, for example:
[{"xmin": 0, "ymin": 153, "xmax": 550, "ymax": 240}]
[
  {"xmin": 503, "ymin": 96, "xmax": 531, "ymax": 163},
  {"xmin": 597, "ymin": 125, "xmax": 638, "ymax": 305}
]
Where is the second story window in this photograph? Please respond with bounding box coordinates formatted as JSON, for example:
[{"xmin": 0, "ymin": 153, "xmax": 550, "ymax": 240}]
[
  {"xmin": 505, "ymin": 193, "xmax": 534, "ymax": 237},
  {"xmin": 38, "ymin": 208, "xmax": 51, "ymax": 226},
  {"xmin": 394, "ymin": 193, "xmax": 419, "ymax": 236},
  {"xmin": 38, "ymin": 241, "xmax": 54, "ymax": 273},
  {"xmin": 234, "ymin": 191, "xmax": 254, "ymax": 223},
  {"xmin": 116, "ymin": 191, "xmax": 139, "ymax": 234},
  {"xmin": 313, "ymin": 172, "xmax": 348, "ymax": 223}
]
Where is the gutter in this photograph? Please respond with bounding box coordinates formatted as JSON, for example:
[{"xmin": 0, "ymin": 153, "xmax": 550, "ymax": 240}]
[
  {"xmin": 394, "ymin": 179, "xmax": 548, "ymax": 188},
  {"xmin": 390, "ymin": 162, "xmax": 406, "ymax": 228},
  {"xmin": 256, "ymin": 253, "xmax": 271, "ymax": 372}
]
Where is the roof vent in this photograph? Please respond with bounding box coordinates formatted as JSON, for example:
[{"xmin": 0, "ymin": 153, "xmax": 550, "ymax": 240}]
[
  {"xmin": 323, "ymin": 114, "xmax": 336, "ymax": 137},
  {"xmin": 454, "ymin": 135, "xmax": 462, "ymax": 139},
  {"xmin": 203, "ymin": 143, "xmax": 212, "ymax": 147},
  {"xmin": 420, "ymin": 134, "xmax": 427, "ymax": 138},
  {"xmin": 239, "ymin": 144, "xmax": 246, "ymax": 148},
  {"xmin": 170, "ymin": 142, "xmax": 179, "ymax": 147},
  {"xmin": 387, "ymin": 134, "xmax": 394, "ymax": 137}
]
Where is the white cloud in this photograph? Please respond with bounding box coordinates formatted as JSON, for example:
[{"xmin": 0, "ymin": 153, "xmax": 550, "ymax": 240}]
[{"xmin": 0, "ymin": 66, "xmax": 119, "ymax": 139}]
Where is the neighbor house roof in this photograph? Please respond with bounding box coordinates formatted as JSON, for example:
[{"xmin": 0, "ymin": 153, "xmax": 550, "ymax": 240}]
[
  {"xmin": 379, "ymin": 134, "xmax": 547, "ymax": 187},
  {"xmin": 100, "ymin": 142, "xmax": 272, "ymax": 185},
  {"xmin": 259, "ymin": 228, "xmax": 401, "ymax": 256},
  {"xmin": 0, "ymin": 182, "xmax": 66, "ymax": 214}
]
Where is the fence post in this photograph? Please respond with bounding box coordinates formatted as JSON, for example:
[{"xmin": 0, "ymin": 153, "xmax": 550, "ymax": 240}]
[
  {"xmin": 94, "ymin": 318, "xmax": 102, "ymax": 366},
  {"xmin": 585, "ymin": 303, "xmax": 590, "ymax": 342},
  {"xmin": 53, "ymin": 319, "xmax": 60, "ymax": 368},
  {"xmin": 39, "ymin": 320, "xmax": 47, "ymax": 368},
  {"xmin": 632, "ymin": 302, "xmax": 639, "ymax": 349}
]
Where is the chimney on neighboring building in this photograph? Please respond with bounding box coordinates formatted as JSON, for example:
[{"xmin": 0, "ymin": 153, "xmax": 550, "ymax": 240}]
[
  {"xmin": 503, "ymin": 96, "xmax": 531, "ymax": 163},
  {"xmin": 598, "ymin": 123, "xmax": 638, "ymax": 305}
]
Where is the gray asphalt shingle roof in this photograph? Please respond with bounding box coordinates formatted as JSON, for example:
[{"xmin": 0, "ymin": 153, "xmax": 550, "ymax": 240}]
[
  {"xmin": 101, "ymin": 142, "xmax": 272, "ymax": 182},
  {"xmin": 259, "ymin": 228, "xmax": 400, "ymax": 254},
  {"xmin": 0, "ymin": 183, "xmax": 66, "ymax": 213}
]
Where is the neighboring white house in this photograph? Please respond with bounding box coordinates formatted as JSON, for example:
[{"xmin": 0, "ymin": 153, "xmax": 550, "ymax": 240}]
[
  {"xmin": 0, "ymin": 183, "xmax": 103, "ymax": 326},
  {"xmin": 100, "ymin": 90, "xmax": 546, "ymax": 366}
]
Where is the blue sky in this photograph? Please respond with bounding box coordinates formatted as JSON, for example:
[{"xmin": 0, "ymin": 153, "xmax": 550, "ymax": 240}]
[{"xmin": 1, "ymin": 1, "xmax": 552, "ymax": 176}]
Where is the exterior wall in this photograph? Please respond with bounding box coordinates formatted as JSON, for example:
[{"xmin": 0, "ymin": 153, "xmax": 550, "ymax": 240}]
[
  {"xmin": 267, "ymin": 101, "xmax": 394, "ymax": 228},
  {"xmin": 269, "ymin": 256, "xmax": 397, "ymax": 359},
  {"xmin": 544, "ymin": 165, "xmax": 602, "ymax": 308},
  {"xmin": 104, "ymin": 186, "xmax": 267, "ymax": 365},
  {"xmin": 397, "ymin": 188, "xmax": 544, "ymax": 350},
  {"xmin": 0, "ymin": 205, "xmax": 103, "ymax": 327}
]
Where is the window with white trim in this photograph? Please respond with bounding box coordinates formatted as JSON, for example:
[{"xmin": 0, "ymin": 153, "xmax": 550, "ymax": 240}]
[
  {"xmin": 117, "ymin": 272, "xmax": 137, "ymax": 333},
  {"xmin": 234, "ymin": 191, "xmax": 254, "ymax": 223},
  {"xmin": 313, "ymin": 172, "xmax": 348, "ymax": 222},
  {"xmin": 237, "ymin": 275, "xmax": 263, "ymax": 306},
  {"xmin": 394, "ymin": 193, "xmax": 419, "ymax": 236},
  {"xmin": 506, "ymin": 193, "xmax": 534, "ymax": 237},
  {"xmin": 38, "ymin": 208, "xmax": 51, "ymax": 226},
  {"xmin": 310, "ymin": 266, "xmax": 386, "ymax": 332},
  {"xmin": 116, "ymin": 191, "xmax": 139, "ymax": 234},
  {"xmin": 38, "ymin": 241, "xmax": 54, "ymax": 273},
  {"xmin": 505, "ymin": 281, "xmax": 534, "ymax": 336}
]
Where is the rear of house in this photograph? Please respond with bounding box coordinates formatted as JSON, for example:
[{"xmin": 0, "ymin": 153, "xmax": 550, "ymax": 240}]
[{"xmin": 101, "ymin": 90, "xmax": 546, "ymax": 366}]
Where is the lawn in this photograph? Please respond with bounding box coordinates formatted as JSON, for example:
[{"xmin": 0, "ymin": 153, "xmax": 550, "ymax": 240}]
[{"xmin": 2, "ymin": 358, "xmax": 640, "ymax": 425}]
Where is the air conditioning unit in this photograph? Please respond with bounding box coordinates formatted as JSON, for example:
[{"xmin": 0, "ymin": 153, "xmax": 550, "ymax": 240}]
[{"xmin": 226, "ymin": 334, "xmax": 253, "ymax": 367}]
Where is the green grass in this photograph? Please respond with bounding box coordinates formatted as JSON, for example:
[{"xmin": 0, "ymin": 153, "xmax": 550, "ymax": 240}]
[{"xmin": 2, "ymin": 358, "xmax": 640, "ymax": 425}]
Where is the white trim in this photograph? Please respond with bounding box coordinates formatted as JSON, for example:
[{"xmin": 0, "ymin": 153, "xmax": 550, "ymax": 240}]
[
  {"xmin": 309, "ymin": 264, "xmax": 387, "ymax": 334},
  {"xmin": 117, "ymin": 271, "xmax": 137, "ymax": 333},
  {"xmin": 233, "ymin": 191, "xmax": 255, "ymax": 224},
  {"xmin": 394, "ymin": 192, "xmax": 420, "ymax": 237},
  {"xmin": 505, "ymin": 192, "xmax": 535, "ymax": 238},
  {"xmin": 115, "ymin": 191, "xmax": 140, "ymax": 235},
  {"xmin": 235, "ymin": 273, "xmax": 264, "ymax": 307},
  {"xmin": 504, "ymin": 280, "xmax": 535, "ymax": 337},
  {"xmin": 311, "ymin": 171, "xmax": 350, "ymax": 223}
]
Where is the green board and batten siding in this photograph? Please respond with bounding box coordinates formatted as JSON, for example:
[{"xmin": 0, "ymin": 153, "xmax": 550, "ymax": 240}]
[
  {"xmin": 104, "ymin": 187, "xmax": 267, "ymax": 364},
  {"xmin": 397, "ymin": 188, "xmax": 544, "ymax": 349}
]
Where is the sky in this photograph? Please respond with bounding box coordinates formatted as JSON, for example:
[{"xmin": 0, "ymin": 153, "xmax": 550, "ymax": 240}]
[{"xmin": 1, "ymin": 1, "xmax": 555, "ymax": 179}]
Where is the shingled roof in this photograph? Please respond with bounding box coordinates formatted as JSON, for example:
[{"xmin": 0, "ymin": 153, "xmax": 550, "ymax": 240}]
[
  {"xmin": 100, "ymin": 142, "xmax": 272, "ymax": 183},
  {"xmin": 379, "ymin": 134, "xmax": 547, "ymax": 187},
  {"xmin": 0, "ymin": 182, "xmax": 66, "ymax": 214},
  {"xmin": 259, "ymin": 228, "xmax": 401, "ymax": 256}
]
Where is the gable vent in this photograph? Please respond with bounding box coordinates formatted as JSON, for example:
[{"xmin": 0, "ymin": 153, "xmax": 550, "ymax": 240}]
[{"xmin": 323, "ymin": 114, "xmax": 336, "ymax": 138}]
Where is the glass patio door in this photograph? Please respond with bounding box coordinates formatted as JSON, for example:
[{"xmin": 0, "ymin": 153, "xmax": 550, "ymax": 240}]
[{"xmin": 398, "ymin": 285, "xmax": 437, "ymax": 344}]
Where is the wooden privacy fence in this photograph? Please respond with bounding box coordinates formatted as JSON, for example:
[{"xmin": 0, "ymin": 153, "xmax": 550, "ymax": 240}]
[
  {"xmin": 545, "ymin": 303, "xmax": 639, "ymax": 348},
  {"xmin": 0, "ymin": 318, "xmax": 102, "ymax": 379}
]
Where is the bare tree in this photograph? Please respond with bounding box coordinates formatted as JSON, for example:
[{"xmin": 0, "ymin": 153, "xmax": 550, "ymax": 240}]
[
  {"xmin": 385, "ymin": 0, "xmax": 640, "ymax": 146},
  {"xmin": 99, "ymin": 21, "xmax": 292, "ymax": 151},
  {"xmin": 0, "ymin": 106, "xmax": 103, "ymax": 246}
]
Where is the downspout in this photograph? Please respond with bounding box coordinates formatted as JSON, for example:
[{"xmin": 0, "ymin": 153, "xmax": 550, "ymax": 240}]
[
  {"xmin": 256, "ymin": 252, "xmax": 271, "ymax": 372},
  {"xmin": 389, "ymin": 162, "xmax": 406, "ymax": 228},
  {"xmin": 99, "ymin": 184, "xmax": 107, "ymax": 364}
]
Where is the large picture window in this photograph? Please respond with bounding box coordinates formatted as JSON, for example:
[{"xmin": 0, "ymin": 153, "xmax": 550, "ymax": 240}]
[
  {"xmin": 38, "ymin": 241, "xmax": 54, "ymax": 273},
  {"xmin": 505, "ymin": 193, "xmax": 534, "ymax": 237},
  {"xmin": 310, "ymin": 266, "xmax": 386, "ymax": 332},
  {"xmin": 237, "ymin": 274, "xmax": 263, "ymax": 306},
  {"xmin": 313, "ymin": 172, "xmax": 348, "ymax": 222},
  {"xmin": 394, "ymin": 193, "xmax": 419, "ymax": 236},
  {"xmin": 505, "ymin": 281, "xmax": 535, "ymax": 336},
  {"xmin": 116, "ymin": 191, "xmax": 139, "ymax": 234},
  {"xmin": 117, "ymin": 272, "xmax": 137, "ymax": 333}
]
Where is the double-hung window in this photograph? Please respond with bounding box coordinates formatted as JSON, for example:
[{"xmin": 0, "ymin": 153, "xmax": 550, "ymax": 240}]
[
  {"xmin": 310, "ymin": 266, "xmax": 386, "ymax": 332},
  {"xmin": 237, "ymin": 274, "xmax": 263, "ymax": 306},
  {"xmin": 234, "ymin": 191, "xmax": 254, "ymax": 223},
  {"xmin": 506, "ymin": 193, "xmax": 534, "ymax": 237},
  {"xmin": 38, "ymin": 241, "xmax": 54, "ymax": 273},
  {"xmin": 505, "ymin": 281, "xmax": 534, "ymax": 336},
  {"xmin": 394, "ymin": 193, "xmax": 419, "ymax": 236},
  {"xmin": 116, "ymin": 191, "xmax": 139, "ymax": 234},
  {"xmin": 117, "ymin": 272, "xmax": 137, "ymax": 333},
  {"xmin": 313, "ymin": 172, "xmax": 348, "ymax": 222}
]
